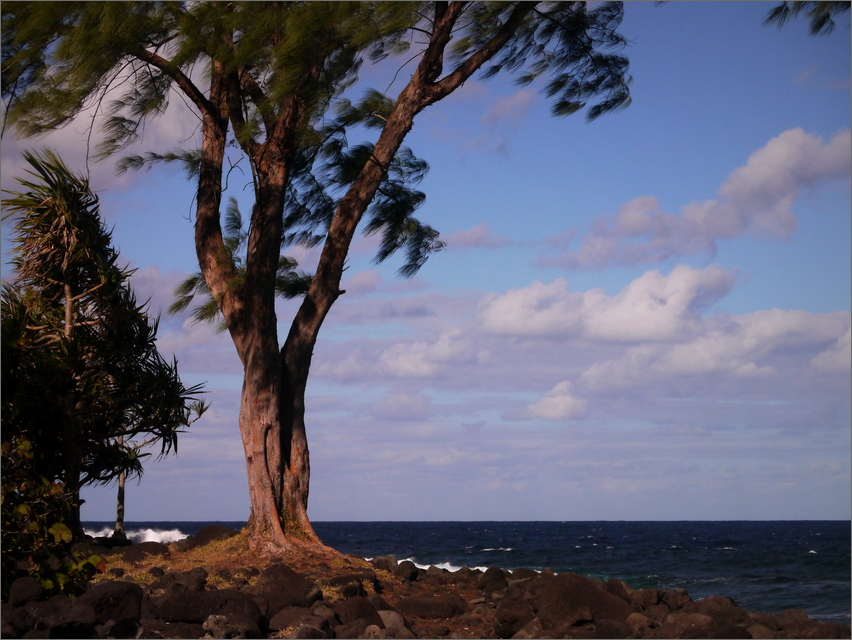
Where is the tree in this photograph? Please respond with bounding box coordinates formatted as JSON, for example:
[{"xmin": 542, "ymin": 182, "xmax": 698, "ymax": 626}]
[
  {"xmin": 1, "ymin": 149, "xmax": 206, "ymax": 537},
  {"xmin": 764, "ymin": 1, "xmax": 851, "ymax": 36},
  {"xmin": 2, "ymin": 2, "xmax": 631, "ymax": 553}
]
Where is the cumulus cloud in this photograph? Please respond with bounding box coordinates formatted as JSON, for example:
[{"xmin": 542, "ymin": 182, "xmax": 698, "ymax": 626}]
[
  {"xmin": 379, "ymin": 328, "xmax": 472, "ymax": 377},
  {"xmin": 526, "ymin": 381, "xmax": 587, "ymax": 420},
  {"xmin": 580, "ymin": 308, "xmax": 851, "ymax": 388},
  {"xmin": 478, "ymin": 264, "xmax": 736, "ymax": 342},
  {"xmin": 541, "ymin": 129, "xmax": 852, "ymax": 269},
  {"xmin": 811, "ymin": 327, "xmax": 852, "ymax": 373},
  {"xmin": 443, "ymin": 224, "xmax": 516, "ymax": 250}
]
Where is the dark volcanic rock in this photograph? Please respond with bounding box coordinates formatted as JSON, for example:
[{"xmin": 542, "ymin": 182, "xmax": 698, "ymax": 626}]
[
  {"xmin": 8, "ymin": 577, "xmax": 44, "ymax": 607},
  {"xmin": 156, "ymin": 589, "xmax": 261, "ymax": 625},
  {"xmin": 511, "ymin": 568, "xmax": 540, "ymax": 581},
  {"xmin": 267, "ymin": 606, "xmax": 320, "ymax": 632},
  {"xmin": 332, "ymin": 595, "xmax": 384, "ymax": 627},
  {"xmin": 372, "ymin": 556, "xmax": 398, "ymax": 573},
  {"xmin": 191, "ymin": 524, "xmax": 240, "ymax": 548},
  {"xmin": 593, "ymin": 618, "xmax": 632, "ymax": 639},
  {"xmin": 117, "ymin": 541, "xmax": 170, "ymax": 564},
  {"xmin": 534, "ymin": 573, "xmax": 637, "ymax": 630},
  {"xmin": 243, "ymin": 563, "xmax": 320, "ymax": 616},
  {"xmin": 631, "ymin": 588, "xmax": 661, "ymax": 610},
  {"xmin": 74, "ymin": 580, "xmax": 143, "ymax": 627},
  {"xmin": 603, "ymin": 579, "xmax": 632, "ymax": 604},
  {"xmin": 476, "ymin": 566, "xmax": 509, "ymax": 594},
  {"xmin": 395, "ymin": 594, "xmax": 466, "ymax": 620},
  {"xmin": 394, "ymin": 560, "xmax": 420, "ymax": 582},
  {"xmin": 445, "ymin": 566, "xmax": 481, "ymax": 585},
  {"xmin": 137, "ymin": 618, "xmax": 206, "ymax": 639},
  {"xmin": 493, "ymin": 600, "xmax": 534, "ymax": 638},
  {"xmin": 202, "ymin": 613, "xmax": 263, "ymax": 639}
]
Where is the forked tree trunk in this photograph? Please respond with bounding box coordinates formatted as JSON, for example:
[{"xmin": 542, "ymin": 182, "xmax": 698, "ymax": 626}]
[{"xmin": 195, "ymin": 3, "xmax": 533, "ymax": 554}]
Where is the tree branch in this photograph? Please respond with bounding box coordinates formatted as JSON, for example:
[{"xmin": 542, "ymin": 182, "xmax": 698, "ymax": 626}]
[
  {"xmin": 133, "ymin": 49, "xmax": 213, "ymax": 119},
  {"xmin": 426, "ymin": 2, "xmax": 537, "ymax": 104}
]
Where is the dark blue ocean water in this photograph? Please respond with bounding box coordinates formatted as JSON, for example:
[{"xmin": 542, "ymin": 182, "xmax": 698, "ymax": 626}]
[{"xmin": 83, "ymin": 520, "xmax": 850, "ymax": 624}]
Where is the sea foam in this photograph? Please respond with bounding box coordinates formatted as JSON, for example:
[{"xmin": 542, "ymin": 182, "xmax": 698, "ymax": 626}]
[{"xmin": 84, "ymin": 526, "xmax": 188, "ymax": 544}]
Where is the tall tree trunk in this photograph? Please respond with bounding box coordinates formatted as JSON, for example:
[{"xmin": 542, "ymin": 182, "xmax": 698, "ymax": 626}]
[
  {"xmin": 114, "ymin": 435, "xmax": 126, "ymax": 539},
  {"xmin": 265, "ymin": 2, "xmax": 529, "ymax": 548}
]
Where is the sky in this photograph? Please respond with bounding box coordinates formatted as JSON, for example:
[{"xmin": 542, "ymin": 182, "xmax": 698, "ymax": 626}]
[{"xmin": 2, "ymin": 2, "xmax": 850, "ymax": 523}]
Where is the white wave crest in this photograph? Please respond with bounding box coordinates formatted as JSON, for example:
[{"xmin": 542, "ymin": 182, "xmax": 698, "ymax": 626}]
[{"xmin": 83, "ymin": 526, "xmax": 188, "ymax": 544}]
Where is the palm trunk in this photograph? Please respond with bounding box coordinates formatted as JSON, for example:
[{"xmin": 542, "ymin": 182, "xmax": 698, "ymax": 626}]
[{"xmin": 114, "ymin": 435, "xmax": 126, "ymax": 538}]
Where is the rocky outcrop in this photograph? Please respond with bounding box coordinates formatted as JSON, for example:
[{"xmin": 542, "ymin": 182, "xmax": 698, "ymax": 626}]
[{"xmin": 2, "ymin": 542, "xmax": 849, "ymax": 639}]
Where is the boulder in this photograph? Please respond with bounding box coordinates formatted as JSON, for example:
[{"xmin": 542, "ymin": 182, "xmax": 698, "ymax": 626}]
[
  {"xmin": 476, "ymin": 567, "xmax": 509, "ymax": 594},
  {"xmin": 294, "ymin": 624, "xmax": 330, "ymax": 639},
  {"xmin": 74, "ymin": 580, "xmax": 143, "ymax": 628},
  {"xmin": 593, "ymin": 618, "xmax": 632, "ymax": 639},
  {"xmin": 8, "ymin": 577, "xmax": 44, "ymax": 607},
  {"xmin": 332, "ymin": 595, "xmax": 384, "ymax": 627},
  {"xmin": 443, "ymin": 567, "xmax": 480, "ymax": 585},
  {"xmin": 2, "ymin": 603, "xmax": 29, "ymax": 638},
  {"xmin": 657, "ymin": 612, "xmax": 714, "ymax": 637},
  {"xmin": 534, "ymin": 573, "xmax": 637, "ymax": 630},
  {"xmin": 395, "ymin": 594, "xmax": 466, "ymax": 620},
  {"xmin": 117, "ymin": 541, "xmax": 170, "ymax": 564},
  {"xmin": 202, "ymin": 613, "xmax": 263, "ymax": 639},
  {"xmin": 775, "ymin": 609, "xmax": 809, "ymax": 628},
  {"xmin": 23, "ymin": 594, "xmax": 73, "ymax": 630},
  {"xmin": 334, "ymin": 618, "xmax": 379, "ymax": 639},
  {"xmin": 136, "ymin": 618, "xmax": 206, "ymax": 639},
  {"xmin": 36, "ymin": 599, "xmax": 97, "ymax": 638},
  {"xmin": 493, "ymin": 600, "xmax": 534, "ymax": 638},
  {"xmin": 510, "ymin": 617, "xmax": 545, "ymax": 640},
  {"xmin": 244, "ymin": 564, "xmax": 319, "ymax": 616},
  {"xmin": 512, "ymin": 568, "xmax": 539, "ymax": 581},
  {"xmin": 394, "ymin": 561, "xmax": 420, "ymax": 582},
  {"xmin": 603, "ymin": 579, "xmax": 631, "ymax": 604},
  {"xmin": 188, "ymin": 524, "xmax": 240, "ymax": 549},
  {"xmin": 156, "ymin": 589, "xmax": 262, "ymax": 626},
  {"xmin": 746, "ymin": 624, "xmax": 776, "ymax": 639},
  {"xmin": 372, "ymin": 556, "xmax": 398, "ymax": 573},
  {"xmin": 631, "ymin": 588, "xmax": 661, "ymax": 610},
  {"xmin": 378, "ymin": 609, "xmax": 410, "ymax": 632},
  {"xmin": 267, "ymin": 606, "xmax": 317, "ymax": 632}
]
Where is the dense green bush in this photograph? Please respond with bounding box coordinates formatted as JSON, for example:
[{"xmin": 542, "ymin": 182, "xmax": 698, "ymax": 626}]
[{"xmin": 1, "ymin": 438, "xmax": 103, "ymax": 600}]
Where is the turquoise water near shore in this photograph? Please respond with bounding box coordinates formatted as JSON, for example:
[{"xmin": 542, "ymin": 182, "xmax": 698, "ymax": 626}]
[{"xmin": 83, "ymin": 520, "xmax": 850, "ymax": 625}]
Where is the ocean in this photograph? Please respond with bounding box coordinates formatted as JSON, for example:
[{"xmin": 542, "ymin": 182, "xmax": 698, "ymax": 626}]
[{"xmin": 83, "ymin": 520, "xmax": 851, "ymax": 625}]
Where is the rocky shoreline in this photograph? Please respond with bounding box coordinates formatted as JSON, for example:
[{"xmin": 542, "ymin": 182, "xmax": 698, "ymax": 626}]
[{"xmin": 2, "ymin": 525, "xmax": 849, "ymax": 639}]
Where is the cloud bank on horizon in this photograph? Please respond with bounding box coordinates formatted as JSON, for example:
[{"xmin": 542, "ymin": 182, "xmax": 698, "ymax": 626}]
[{"xmin": 2, "ymin": 2, "xmax": 848, "ymax": 522}]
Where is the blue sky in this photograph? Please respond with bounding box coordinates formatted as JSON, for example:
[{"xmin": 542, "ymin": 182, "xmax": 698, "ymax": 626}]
[{"xmin": 2, "ymin": 2, "xmax": 850, "ymax": 522}]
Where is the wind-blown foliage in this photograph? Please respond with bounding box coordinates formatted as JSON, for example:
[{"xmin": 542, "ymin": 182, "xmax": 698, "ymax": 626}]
[
  {"xmin": 763, "ymin": 1, "xmax": 851, "ymax": 36},
  {"xmin": 1, "ymin": 150, "xmax": 206, "ymax": 532}
]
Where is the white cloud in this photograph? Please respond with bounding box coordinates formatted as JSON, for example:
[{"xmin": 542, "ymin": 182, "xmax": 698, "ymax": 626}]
[
  {"xmin": 580, "ymin": 308, "xmax": 851, "ymax": 388},
  {"xmin": 526, "ymin": 381, "xmax": 587, "ymax": 421},
  {"xmin": 811, "ymin": 327, "xmax": 852, "ymax": 373},
  {"xmin": 378, "ymin": 328, "xmax": 472, "ymax": 377},
  {"xmin": 481, "ymin": 89, "xmax": 536, "ymax": 127},
  {"xmin": 443, "ymin": 223, "xmax": 515, "ymax": 250},
  {"xmin": 479, "ymin": 264, "xmax": 736, "ymax": 343},
  {"xmin": 542, "ymin": 129, "xmax": 852, "ymax": 268},
  {"xmin": 343, "ymin": 269, "xmax": 383, "ymax": 294}
]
